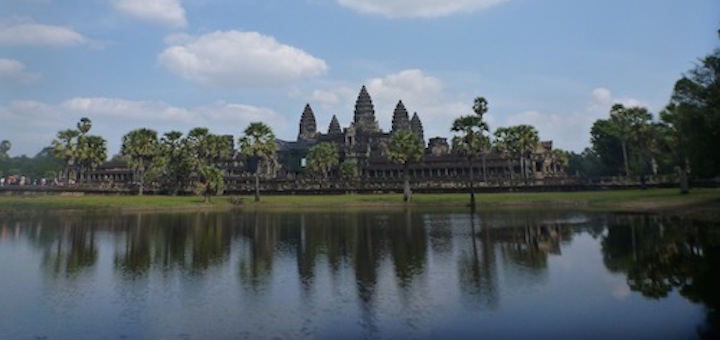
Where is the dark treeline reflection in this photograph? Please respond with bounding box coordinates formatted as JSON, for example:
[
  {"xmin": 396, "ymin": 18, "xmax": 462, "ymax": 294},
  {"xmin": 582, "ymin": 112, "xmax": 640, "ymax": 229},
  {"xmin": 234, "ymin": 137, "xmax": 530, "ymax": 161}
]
[
  {"xmin": 600, "ymin": 214, "xmax": 720, "ymax": 339},
  {"xmin": 2, "ymin": 209, "xmax": 717, "ymax": 338}
]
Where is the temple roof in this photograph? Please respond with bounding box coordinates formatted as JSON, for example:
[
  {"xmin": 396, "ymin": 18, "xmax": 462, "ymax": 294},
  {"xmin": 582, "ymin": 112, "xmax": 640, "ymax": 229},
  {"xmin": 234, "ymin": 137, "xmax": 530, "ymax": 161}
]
[
  {"xmin": 328, "ymin": 115, "xmax": 341, "ymax": 135},
  {"xmin": 298, "ymin": 103, "xmax": 317, "ymax": 140},
  {"xmin": 391, "ymin": 100, "xmax": 410, "ymax": 133},
  {"xmin": 353, "ymin": 85, "xmax": 379, "ymax": 132},
  {"xmin": 410, "ymin": 112, "xmax": 424, "ymax": 143}
]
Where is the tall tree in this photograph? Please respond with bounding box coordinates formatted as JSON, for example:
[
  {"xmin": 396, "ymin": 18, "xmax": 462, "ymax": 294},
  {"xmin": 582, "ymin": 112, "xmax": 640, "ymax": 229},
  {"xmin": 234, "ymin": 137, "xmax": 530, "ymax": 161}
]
[
  {"xmin": 472, "ymin": 96, "xmax": 491, "ymax": 183},
  {"xmin": 514, "ymin": 124, "xmax": 540, "ymax": 181},
  {"xmin": 76, "ymin": 135, "xmax": 107, "ymax": 183},
  {"xmin": 494, "ymin": 127, "xmax": 520, "ymax": 180},
  {"xmin": 451, "ymin": 114, "xmax": 489, "ymax": 209},
  {"xmin": 306, "ymin": 142, "xmax": 338, "ymax": 179},
  {"xmin": 52, "ymin": 129, "xmax": 80, "ymax": 184},
  {"xmin": 158, "ymin": 131, "xmax": 193, "ymax": 195},
  {"xmin": 662, "ymin": 36, "xmax": 720, "ymax": 180},
  {"xmin": 196, "ymin": 165, "xmax": 225, "ymax": 203},
  {"xmin": 386, "ymin": 131, "xmax": 424, "ymax": 203},
  {"xmin": 121, "ymin": 128, "xmax": 159, "ymax": 195},
  {"xmin": 239, "ymin": 122, "xmax": 276, "ymax": 202},
  {"xmin": 552, "ymin": 149, "xmax": 569, "ymax": 175}
]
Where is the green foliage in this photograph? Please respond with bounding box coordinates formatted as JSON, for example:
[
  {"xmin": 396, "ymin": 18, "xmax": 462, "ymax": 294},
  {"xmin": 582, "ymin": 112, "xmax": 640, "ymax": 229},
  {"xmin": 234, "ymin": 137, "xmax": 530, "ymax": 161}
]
[
  {"xmin": 592, "ymin": 104, "xmax": 661, "ymax": 177},
  {"xmin": 52, "ymin": 128, "xmax": 80, "ymax": 182},
  {"xmin": 239, "ymin": 122, "xmax": 276, "ymax": 202},
  {"xmin": 195, "ymin": 165, "xmax": 225, "ymax": 203},
  {"xmin": 662, "ymin": 44, "xmax": 720, "ymax": 178},
  {"xmin": 494, "ymin": 125, "xmax": 538, "ymax": 179},
  {"xmin": 306, "ymin": 142, "xmax": 338, "ymax": 178},
  {"xmin": 567, "ymin": 148, "xmax": 608, "ymax": 177},
  {"xmin": 387, "ymin": 131, "xmax": 424, "ymax": 166},
  {"xmin": 121, "ymin": 128, "xmax": 159, "ymax": 195},
  {"xmin": 239, "ymin": 122, "xmax": 276, "ymax": 162},
  {"xmin": 451, "ymin": 115, "xmax": 489, "ymax": 158},
  {"xmin": 340, "ymin": 161, "xmax": 358, "ymax": 179}
]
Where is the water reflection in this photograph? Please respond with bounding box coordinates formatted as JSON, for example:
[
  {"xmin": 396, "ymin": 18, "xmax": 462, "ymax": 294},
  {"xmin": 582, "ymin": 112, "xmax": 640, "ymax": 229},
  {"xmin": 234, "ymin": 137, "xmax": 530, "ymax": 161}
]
[{"xmin": 1, "ymin": 209, "xmax": 717, "ymax": 338}]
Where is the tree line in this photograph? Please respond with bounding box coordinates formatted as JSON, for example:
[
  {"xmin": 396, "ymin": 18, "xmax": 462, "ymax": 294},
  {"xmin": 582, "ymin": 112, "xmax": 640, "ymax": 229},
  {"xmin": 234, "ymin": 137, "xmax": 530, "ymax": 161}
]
[{"xmin": 569, "ymin": 32, "xmax": 719, "ymax": 193}]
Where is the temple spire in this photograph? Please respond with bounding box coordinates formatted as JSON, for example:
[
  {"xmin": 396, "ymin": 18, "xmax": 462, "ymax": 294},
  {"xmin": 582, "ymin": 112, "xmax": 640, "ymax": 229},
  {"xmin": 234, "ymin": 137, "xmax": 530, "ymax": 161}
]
[
  {"xmin": 352, "ymin": 85, "xmax": 379, "ymax": 132},
  {"xmin": 391, "ymin": 100, "xmax": 410, "ymax": 134},
  {"xmin": 328, "ymin": 115, "xmax": 341, "ymax": 135},
  {"xmin": 411, "ymin": 112, "xmax": 425, "ymax": 146},
  {"xmin": 298, "ymin": 103, "xmax": 317, "ymax": 140}
]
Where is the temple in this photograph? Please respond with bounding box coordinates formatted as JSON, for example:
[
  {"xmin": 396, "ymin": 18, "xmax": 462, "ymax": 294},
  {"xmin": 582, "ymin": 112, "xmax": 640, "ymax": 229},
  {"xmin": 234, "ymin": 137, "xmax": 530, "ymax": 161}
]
[
  {"xmin": 273, "ymin": 85, "xmax": 561, "ymax": 181},
  {"xmin": 87, "ymin": 86, "xmax": 565, "ymax": 192}
]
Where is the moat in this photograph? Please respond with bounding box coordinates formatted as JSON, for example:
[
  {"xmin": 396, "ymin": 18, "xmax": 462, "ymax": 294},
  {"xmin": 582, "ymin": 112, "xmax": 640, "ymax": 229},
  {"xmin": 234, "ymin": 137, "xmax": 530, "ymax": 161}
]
[{"xmin": 1, "ymin": 209, "xmax": 717, "ymax": 339}]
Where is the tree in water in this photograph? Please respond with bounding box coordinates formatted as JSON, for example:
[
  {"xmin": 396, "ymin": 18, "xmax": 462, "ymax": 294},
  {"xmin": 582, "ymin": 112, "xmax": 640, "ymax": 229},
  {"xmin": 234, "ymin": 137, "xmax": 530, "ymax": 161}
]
[
  {"xmin": 239, "ymin": 122, "xmax": 276, "ymax": 202},
  {"xmin": 386, "ymin": 131, "xmax": 424, "ymax": 203}
]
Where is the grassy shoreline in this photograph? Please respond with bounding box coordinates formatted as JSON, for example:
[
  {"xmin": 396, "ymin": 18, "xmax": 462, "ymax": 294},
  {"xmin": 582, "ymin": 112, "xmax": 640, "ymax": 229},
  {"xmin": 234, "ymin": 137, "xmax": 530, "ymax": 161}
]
[{"xmin": 1, "ymin": 188, "xmax": 719, "ymax": 219}]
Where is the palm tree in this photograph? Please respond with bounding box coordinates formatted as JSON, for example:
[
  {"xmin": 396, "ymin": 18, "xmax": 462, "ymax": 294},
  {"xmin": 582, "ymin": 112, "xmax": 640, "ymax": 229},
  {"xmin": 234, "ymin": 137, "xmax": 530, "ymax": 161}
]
[
  {"xmin": 307, "ymin": 142, "xmax": 339, "ymax": 179},
  {"xmin": 552, "ymin": 149, "xmax": 569, "ymax": 175},
  {"xmin": 472, "ymin": 97, "xmax": 491, "ymax": 183},
  {"xmin": 76, "ymin": 135, "xmax": 107, "ymax": 183},
  {"xmin": 77, "ymin": 117, "xmax": 92, "ymax": 136},
  {"xmin": 121, "ymin": 128, "xmax": 159, "ymax": 195},
  {"xmin": 451, "ymin": 114, "xmax": 489, "ymax": 209},
  {"xmin": 239, "ymin": 122, "xmax": 276, "ymax": 202},
  {"xmin": 611, "ymin": 104, "xmax": 654, "ymax": 178},
  {"xmin": 494, "ymin": 127, "xmax": 520, "ymax": 180},
  {"xmin": 386, "ymin": 131, "xmax": 424, "ymax": 203},
  {"xmin": 160, "ymin": 131, "xmax": 192, "ymax": 195},
  {"xmin": 514, "ymin": 125, "xmax": 540, "ymax": 181},
  {"xmin": 196, "ymin": 165, "xmax": 225, "ymax": 203},
  {"xmin": 52, "ymin": 129, "xmax": 80, "ymax": 185}
]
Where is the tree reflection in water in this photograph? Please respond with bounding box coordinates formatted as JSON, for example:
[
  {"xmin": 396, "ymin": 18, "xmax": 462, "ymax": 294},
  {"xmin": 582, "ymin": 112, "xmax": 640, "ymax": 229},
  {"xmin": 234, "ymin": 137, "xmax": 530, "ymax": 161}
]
[
  {"xmin": 601, "ymin": 214, "xmax": 720, "ymax": 339},
  {"xmin": 3, "ymin": 209, "xmax": 718, "ymax": 338}
]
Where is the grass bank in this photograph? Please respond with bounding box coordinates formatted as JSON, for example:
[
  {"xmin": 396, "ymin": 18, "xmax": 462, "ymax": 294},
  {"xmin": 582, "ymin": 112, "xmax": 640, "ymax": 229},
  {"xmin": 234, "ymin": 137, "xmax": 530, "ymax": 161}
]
[{"xmin": 1, "ymin": 188, "xmax": 718, "ymax": 217}]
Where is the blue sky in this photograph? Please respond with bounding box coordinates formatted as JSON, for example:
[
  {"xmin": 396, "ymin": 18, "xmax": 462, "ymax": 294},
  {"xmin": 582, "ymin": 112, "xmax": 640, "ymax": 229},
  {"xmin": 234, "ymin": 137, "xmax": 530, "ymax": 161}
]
[{"xmin": 1, "ymin": 0, "xmax": 718, "ymax": 157}]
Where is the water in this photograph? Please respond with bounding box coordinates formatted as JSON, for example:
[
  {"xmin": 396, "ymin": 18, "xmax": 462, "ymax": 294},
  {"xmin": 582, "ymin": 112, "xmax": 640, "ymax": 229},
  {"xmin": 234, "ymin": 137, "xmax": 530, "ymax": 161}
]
[{"xmin": 0, "ymin": 209, "xmax": 717, "ymax": 339}]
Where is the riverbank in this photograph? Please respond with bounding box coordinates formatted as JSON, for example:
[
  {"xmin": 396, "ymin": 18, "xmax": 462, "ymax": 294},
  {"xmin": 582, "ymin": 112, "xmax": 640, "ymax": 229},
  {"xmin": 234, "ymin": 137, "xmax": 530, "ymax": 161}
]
[{"xmin": 1, "ymin": 188, "xmax": 719, "ymax": 219}]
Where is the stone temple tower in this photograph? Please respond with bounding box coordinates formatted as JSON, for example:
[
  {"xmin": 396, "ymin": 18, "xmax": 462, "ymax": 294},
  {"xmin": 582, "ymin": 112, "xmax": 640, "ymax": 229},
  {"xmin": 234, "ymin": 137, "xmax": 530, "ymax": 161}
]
[
  {"xmin": 328, "ymin": 115, "xmax": 342, "ymax": 135},
  {"xmin": 391, "ymin": 100, "xmax": 410, "ymax": 133},
  {"xmin": 298, "ymin": 104, "xmax": 317, "ymax": 140},
  {"xmin": 352, "ymin": 86, "xmax": 380, "ymax": 133},
  {"xmin": 411, "ymin": 112, "xmax": 425, "ymax": 146}
]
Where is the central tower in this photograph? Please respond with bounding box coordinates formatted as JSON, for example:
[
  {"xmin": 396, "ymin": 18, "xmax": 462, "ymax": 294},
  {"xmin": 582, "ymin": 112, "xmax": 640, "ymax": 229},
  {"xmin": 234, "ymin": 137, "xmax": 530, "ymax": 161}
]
[{"xmin": 352, "ymin": 85, "xmax": 380, "ymax": 133}]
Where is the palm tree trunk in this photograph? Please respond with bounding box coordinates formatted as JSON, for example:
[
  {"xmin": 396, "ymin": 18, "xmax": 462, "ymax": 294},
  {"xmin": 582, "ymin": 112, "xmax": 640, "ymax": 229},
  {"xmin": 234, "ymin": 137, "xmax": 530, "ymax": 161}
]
[
  {"xmin": 482, "ymin": 154, "xmax": 487, "ymax": 183},
  {"xmin": 254, "ymin": 170, "xmax": 260, "ymax": 202},
  {"xmin": 679, "ymin": 158, "xmax": 689, "ymax": 194},
  {"xmin": 621, "ymin": 140, "xmax": 630, "ymax": 178},
  {"xmin": 403, "ymin": 163, "xmax": 411, "ymax": 203},
  {"xmin": 138, "ymin": 168, "xmax": 144, "ymax": 196}
]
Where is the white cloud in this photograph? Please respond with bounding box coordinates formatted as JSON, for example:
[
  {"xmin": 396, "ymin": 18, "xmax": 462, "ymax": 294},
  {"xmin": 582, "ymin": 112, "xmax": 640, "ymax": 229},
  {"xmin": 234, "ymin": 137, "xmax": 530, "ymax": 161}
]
[
  {"xmin": 0, "ymin": 98, "xmax": 285, "ymax": 157},
  {"xmin": 336, "ymin": 0, "xmax": 508, "ymax": 18},
  {"xmin": 110, "ymin": 0, "xmax": 187, "ymax": 28},
  {"xmin": 0, "ymin": 58, "xmax": 40, "ymax": 83},
  {"xmin": 0, "ymin": 18, "xmax": 86, "ymax": 47},
  {"xmin": 158, "ymin": 30, "xmax": 328, "ymax": 88}
]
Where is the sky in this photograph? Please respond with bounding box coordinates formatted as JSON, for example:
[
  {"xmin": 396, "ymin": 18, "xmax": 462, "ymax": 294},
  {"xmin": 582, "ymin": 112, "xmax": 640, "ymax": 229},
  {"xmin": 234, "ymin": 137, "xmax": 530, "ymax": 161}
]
[{"xmin": 1, "ymin": 0, "xmax": 718, "ymax": 157}]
